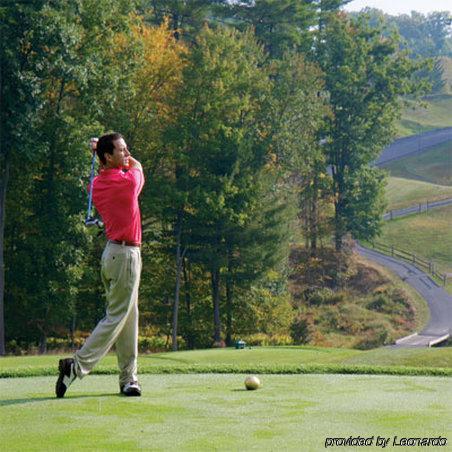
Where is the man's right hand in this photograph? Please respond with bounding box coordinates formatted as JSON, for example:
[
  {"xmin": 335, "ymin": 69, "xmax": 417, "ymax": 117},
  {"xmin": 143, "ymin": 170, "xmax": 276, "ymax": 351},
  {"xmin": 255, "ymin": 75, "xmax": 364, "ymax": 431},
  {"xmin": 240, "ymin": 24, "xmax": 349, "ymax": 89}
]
[
  {"xmin": 126, "ymin": 155, "xmax": 142, "ymax": 171},
  {"xmin": 89, "ymin": 137, "xmax": 99, "ymax": 152}
]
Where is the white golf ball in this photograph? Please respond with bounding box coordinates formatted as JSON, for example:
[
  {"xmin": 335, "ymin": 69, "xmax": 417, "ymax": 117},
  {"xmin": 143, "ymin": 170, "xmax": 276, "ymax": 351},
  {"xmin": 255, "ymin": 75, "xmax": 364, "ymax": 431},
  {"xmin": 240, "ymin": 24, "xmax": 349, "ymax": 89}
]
[{"xmin": 244, "ymin": 375, "xmax": 261, "ymax": 390}]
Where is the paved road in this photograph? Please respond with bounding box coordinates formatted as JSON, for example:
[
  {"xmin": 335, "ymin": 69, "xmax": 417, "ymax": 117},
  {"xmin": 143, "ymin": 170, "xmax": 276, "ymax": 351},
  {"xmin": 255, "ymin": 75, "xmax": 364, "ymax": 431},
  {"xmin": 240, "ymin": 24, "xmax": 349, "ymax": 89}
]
[
  {"xmin": 375, "ymin": 127, "xmax": 452, "ymax": 166},
  {"xmin": 357, "ymin": 127, "xmax": 452, "ymax": 346},
  {"xmin": 356, "ymin": 244, "xmax": 452, "ymax": 347}
]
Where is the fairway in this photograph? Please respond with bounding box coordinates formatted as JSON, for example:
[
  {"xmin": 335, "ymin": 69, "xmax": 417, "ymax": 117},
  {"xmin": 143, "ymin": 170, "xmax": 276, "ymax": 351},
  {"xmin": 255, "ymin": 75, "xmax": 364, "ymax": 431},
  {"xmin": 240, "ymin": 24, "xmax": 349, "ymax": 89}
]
[{"xmin": 1, "ymin": 374, "xmax": 451, "ymax": 451}]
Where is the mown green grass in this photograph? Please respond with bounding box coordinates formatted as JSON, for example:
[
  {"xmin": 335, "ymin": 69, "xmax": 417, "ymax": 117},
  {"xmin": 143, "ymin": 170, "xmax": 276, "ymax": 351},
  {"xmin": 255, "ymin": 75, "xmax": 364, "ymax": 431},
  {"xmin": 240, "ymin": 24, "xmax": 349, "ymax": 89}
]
[
  {"xmin": 378, "ymin": 205, "xmax": 452, "ymax": 278},
  {"xmin": 381, "ymin": 140, "xmax": 452, "ymax": 186},
  {"xmin": 3, "ymin": 346, "xmax": 452, "ymax": 379},
  {"xmin": 397, "ymin": 94, "xmax": 452, "ymax": 137},
  {"xmin": 1, "ymin": 374, "xmax": 451, "ymax": 451},
  {"xmin": 385, "ymin": 177, "xmax": 452, "ymax": 210}
]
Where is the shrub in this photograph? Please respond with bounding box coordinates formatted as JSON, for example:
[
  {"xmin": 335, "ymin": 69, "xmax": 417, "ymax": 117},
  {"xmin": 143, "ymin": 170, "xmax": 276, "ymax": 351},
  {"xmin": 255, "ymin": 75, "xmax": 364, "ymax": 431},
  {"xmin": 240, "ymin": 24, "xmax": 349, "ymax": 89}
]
[
  {"xmin": 236, "ymin": 333, "xmax": 293, "ymax": 347},
  {"xmin": 138, "ymin": 336, "xmax": 185, "ymax": 353},
  {"xmin": 290, "ymin": 314, "xmax": 313, "ymax": 344},
  {"xmin": 355, "ymin": 323, "xmax": 390, "ymax": 350},
  {"xmin": 306, "ymin": 288, "xmax": 344, "ymax": 305}
]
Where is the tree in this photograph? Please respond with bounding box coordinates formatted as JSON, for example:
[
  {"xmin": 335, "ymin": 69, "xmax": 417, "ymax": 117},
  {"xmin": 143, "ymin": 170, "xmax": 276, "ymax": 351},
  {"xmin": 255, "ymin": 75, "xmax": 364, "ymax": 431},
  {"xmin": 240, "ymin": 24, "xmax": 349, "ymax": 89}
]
[
  {"xmin": 219, "ymin": 0, "xmax": 318, "ymax": 59},
  {"xmin": 316, "ymin": 13, "xmax": 428, "ymax": 252},
  {"xmin": 142, "ymin": 0, "xmax": 219, "ymax": 41},
  {"xmin": 0, "ymin": 0, "xmax": 49, "ymax": 355},
  {"xmin": 3, "ymin": 0, "xmax": 137, "ymax": 351}
]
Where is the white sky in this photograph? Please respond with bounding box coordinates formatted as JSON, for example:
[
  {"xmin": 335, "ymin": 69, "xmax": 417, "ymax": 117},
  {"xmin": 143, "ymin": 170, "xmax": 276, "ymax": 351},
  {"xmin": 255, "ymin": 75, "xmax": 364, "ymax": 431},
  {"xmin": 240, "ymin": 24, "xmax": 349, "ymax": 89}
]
[{"xmin": 344, "ymin": 0, "xmax": 452, "ymax": 15}]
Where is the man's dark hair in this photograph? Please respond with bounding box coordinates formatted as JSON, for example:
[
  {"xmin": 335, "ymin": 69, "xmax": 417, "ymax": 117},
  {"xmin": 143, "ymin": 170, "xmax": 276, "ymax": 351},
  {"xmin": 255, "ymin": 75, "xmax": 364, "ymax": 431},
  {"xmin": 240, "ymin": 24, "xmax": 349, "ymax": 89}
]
[{"xmin": 97, "ymin": 132, "xmax": 123, "ymax": 164}]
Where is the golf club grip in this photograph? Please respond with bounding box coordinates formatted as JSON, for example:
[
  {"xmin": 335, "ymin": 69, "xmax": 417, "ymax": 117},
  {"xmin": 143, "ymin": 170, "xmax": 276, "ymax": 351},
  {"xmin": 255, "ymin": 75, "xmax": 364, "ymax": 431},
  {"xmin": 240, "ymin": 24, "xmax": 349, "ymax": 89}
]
[{"xmin": 86, "ymin": 151, "xmax": 97, "ymax": 219}]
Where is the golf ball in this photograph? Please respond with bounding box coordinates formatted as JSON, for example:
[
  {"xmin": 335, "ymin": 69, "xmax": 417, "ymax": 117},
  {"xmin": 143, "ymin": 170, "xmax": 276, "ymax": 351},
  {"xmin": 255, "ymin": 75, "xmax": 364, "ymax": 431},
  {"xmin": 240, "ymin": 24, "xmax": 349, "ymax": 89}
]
[{"xmin": 244, "ymin": 375, "xmax": 261, "ymax": 390}]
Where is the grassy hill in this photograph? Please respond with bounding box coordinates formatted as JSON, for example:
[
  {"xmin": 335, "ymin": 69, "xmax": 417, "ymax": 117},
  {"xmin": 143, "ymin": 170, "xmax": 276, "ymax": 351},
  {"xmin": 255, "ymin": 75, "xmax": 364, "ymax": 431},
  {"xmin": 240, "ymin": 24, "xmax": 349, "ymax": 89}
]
[
  {"xmin": 385, "ymin": 177, "xmax": 452, "ymax": 210},
  {"xmin": 287, "ymin": 247, "xmax": 428, "ymax": 350},
  {"xmin": 397, "ymin": 94, "xmax": 452, "ymax": 137},
  {"xmin": 377, "ymin": 204, "xmax": 452, "ymax": 291},
  {"xmin": 397, "ymin": 56, "xmax": 452, "ymax": 136},
  {"xmin": 381, "ymin": 140, "xmax": 452, "ymax": 186}
]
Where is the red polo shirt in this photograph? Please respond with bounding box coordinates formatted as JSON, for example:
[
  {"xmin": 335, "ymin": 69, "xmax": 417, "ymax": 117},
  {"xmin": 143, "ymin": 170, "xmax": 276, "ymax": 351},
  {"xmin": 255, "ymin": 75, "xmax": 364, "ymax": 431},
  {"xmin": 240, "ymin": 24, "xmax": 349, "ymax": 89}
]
[{"xmin": 91, "ymin": 167, "xmax": 145, "ymax": 244}]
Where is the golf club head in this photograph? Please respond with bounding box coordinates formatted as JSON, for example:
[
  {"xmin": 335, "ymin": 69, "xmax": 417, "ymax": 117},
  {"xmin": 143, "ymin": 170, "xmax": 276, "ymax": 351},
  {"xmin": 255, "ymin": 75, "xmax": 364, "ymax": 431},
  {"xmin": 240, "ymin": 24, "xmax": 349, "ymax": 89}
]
[{"xmin": 84, "ymin": 217, "xmax": 104, "ymax": 229}]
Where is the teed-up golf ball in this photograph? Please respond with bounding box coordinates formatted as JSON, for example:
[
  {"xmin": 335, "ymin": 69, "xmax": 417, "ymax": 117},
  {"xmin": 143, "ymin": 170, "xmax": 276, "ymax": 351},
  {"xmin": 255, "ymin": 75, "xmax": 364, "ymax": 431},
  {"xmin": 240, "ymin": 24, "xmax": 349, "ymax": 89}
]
[{"xmin": 244, "ymin": 375, "xmax": 261, "ymax": 390}]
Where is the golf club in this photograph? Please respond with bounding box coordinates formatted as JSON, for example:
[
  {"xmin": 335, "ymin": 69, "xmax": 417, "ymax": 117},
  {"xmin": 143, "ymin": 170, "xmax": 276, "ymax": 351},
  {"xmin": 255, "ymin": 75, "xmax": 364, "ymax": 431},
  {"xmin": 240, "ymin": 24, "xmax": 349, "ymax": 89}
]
[{"xmin": 85, "ymin": 137, "xmax": 104, "ymax": 229}]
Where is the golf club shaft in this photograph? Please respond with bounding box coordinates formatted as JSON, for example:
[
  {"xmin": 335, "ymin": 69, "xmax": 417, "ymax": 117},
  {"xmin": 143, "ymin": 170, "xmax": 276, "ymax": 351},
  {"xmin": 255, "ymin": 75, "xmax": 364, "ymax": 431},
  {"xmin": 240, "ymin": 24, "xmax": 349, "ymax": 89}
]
[{"xmin": 86, "ymin": 151, "xmax": 97, "ymax": 220}]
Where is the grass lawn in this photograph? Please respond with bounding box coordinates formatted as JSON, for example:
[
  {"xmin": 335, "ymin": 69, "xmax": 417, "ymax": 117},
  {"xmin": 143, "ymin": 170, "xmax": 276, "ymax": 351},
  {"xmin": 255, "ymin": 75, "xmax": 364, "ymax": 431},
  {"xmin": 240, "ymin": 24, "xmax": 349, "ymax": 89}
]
[
  {"xmin": 397, "ymin": 94, "xmax": 452, "ymax": 137},
  {"xmin": 378, "ymin": 204, "xmax": 452, "ymax": 278},
  {"xmin": 4, "ymin": 346, "xmax": 452, "ymax": 378},
  {"xmin": 381, "ymin": 140, "xmax": 452, "ymax": 186},
  {"xmin": 1, "ymin": 373, "xmax": 451, "ymax": 451},
  {"xmin": 385, "ymin": 177, "xmax": 452, "ymax": 210}
]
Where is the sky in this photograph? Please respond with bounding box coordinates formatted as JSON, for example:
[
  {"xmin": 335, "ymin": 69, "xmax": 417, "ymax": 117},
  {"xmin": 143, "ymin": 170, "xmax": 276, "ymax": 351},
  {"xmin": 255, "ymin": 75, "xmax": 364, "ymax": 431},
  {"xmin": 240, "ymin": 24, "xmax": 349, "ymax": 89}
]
[{"xmin": 344, "ymin": 0, "xmax": 452, "ymax": 16}]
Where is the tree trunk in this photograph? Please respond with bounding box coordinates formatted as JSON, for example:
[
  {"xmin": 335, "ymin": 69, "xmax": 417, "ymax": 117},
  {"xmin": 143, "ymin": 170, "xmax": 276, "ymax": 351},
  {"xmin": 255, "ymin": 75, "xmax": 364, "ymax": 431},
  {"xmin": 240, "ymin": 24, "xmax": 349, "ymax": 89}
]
[
  {"xmin": 39, "ymin": 332, "xmax": 47, "ymax": 354},
  {"xmin": 171, "ymin": 209, "xmax": 184, "ymax": 351},
  {"xmin": 333, "ymin": 166, "xmax": 345, "ymax": 253},
  {"xmin": 0, "ymin": 158, "xmax": 10, "ymax": 356},
  {"xmin": 225, "ymin": 247, "xmax": 233, "ymax": 347},
  {"xmin": 211, "ymin": 268, "xmax": 221, "ymax": 346},
  {"xmin": 182, "ymin": 256, "xmax": 194, "ymax": 349},
  {"xmin": 310, "ymin": 175, "xmax": 318, "ymax": 255}
]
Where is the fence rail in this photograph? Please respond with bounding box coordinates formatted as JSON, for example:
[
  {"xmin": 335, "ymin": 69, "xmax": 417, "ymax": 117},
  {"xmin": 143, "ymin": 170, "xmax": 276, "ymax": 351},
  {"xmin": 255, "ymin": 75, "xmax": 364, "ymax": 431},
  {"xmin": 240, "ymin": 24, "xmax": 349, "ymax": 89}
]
[
  {"xmin": 369, "ymin": 241, "xmax": 448, "ymax": 286},
  {"xmin": 384, "ymin": 197, "xmax": 452, "ymax": 220}
]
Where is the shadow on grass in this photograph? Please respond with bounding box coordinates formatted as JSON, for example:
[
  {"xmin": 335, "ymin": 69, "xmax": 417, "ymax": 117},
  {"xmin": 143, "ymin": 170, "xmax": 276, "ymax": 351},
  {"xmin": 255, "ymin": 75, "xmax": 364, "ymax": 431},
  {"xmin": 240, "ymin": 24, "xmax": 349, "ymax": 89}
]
[{"xmin": 0, "ymin": 393, "xmax": 116, "ymax": 407}]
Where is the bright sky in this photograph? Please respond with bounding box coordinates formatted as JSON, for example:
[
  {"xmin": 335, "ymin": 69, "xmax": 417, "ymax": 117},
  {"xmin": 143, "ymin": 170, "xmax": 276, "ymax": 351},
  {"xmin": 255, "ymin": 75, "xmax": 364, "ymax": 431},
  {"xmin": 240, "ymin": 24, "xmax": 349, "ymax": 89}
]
[{"xmin": 344, "ymin": 0, "xmax": 452, "ymax": 15}]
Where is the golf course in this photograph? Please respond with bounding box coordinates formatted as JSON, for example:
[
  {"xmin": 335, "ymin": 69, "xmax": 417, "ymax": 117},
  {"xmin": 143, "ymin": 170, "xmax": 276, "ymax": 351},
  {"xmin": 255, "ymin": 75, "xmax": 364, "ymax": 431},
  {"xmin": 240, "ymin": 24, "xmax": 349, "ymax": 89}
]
[
  {"xmin": 2, "ymin": 2, "xmax": 452, "ymax": 451},
  {"xmin": 2, "ymin": 348, "xmax": 452, "ymax": 451}
]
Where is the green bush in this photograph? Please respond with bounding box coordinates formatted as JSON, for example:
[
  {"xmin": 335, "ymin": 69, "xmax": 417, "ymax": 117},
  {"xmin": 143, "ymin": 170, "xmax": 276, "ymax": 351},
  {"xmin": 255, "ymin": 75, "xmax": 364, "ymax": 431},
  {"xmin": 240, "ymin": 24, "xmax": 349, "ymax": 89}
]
[
  {"xmin": 236, "ymin": 333, "xmax": 293, "ymax": 347},
  {"xmin": 306, "ymin": 288, "xmax": 344, "ymax": 305},
  {"xmin": 138, "ymin": 336, "xmax": 186, "ymax": 353},
  {"xmin": 355, "ymin": 323, "xmax": 390, "ymax": 350},
  {"xmin": 290, "ymin": 313, "xmax": 313, "ymax": 344}
]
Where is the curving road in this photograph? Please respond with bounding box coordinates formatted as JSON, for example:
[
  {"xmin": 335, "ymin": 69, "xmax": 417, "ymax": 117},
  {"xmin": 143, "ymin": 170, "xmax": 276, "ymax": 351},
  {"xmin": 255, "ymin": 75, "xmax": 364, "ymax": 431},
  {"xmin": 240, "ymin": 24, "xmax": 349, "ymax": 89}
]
[
  {"xmin": 356, "ymin": 244, "xmax": 452, "ymax": 347},
  {"xmin": 358, "ymin": 127, "xmax": 452, "ymax": 346},
  {"xmin": 375, "ymin": 127, "xmax": 452, "ymax": 166}
]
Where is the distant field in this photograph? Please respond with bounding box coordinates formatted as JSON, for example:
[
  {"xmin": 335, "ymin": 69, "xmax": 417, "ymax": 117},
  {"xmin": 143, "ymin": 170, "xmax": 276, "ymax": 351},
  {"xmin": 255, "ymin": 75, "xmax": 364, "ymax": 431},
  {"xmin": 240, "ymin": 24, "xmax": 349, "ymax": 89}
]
[
  {"xmin": 377, "ymin": 205, "xmax": 452, "ymax": 289},
  {"xmin": 397, "ymin": 94, "xmax": 452, "ymax": 137},
  {"xmin": 381, "ymin": 140, "xmax": 452, "ymax": 186},
  {"xmin": 385, "ymin": 177, "xmax": 452, "ymax": 210}
]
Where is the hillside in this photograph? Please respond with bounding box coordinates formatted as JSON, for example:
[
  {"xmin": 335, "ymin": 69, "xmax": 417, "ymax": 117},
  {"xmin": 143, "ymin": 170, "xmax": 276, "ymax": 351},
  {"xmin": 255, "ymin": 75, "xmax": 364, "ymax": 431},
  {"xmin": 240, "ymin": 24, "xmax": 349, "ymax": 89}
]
[
  {"xmin": 287, "ymin": 246, "xmax": 428, "ymax": 349},
  {"xmin": 385, "ymin": 177, "xmax": 452, "ymax": 210},
  {"xmin": 377, "ymin": 204, "xmax": 452, "ymax": 281},
  {"xmin": 381, "ymin": 139, "xmax": 452, "ymax": 186},
  {"xmin": 397, "ymin": 94, "xmax": 452, "ymax": 137},
  {"xmin": 397, "ymin": 56, "xmax": 452, "ymax": 137}
]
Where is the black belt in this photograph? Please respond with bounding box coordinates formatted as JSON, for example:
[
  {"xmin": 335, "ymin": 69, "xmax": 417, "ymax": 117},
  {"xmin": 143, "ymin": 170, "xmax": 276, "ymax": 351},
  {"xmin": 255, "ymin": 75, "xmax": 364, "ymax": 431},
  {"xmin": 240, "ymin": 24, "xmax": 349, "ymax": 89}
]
[{"xmin": 108, "ymin": 240, "xmax": 141, "ymax": 247}]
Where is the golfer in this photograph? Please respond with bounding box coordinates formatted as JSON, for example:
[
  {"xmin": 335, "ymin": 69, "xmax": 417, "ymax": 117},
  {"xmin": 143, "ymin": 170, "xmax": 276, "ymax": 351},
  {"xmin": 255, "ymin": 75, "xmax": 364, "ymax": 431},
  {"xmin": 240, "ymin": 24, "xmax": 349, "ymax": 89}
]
[{"xmin": 56, "ymin": 132, "xmax": 144, "ymax": 397}]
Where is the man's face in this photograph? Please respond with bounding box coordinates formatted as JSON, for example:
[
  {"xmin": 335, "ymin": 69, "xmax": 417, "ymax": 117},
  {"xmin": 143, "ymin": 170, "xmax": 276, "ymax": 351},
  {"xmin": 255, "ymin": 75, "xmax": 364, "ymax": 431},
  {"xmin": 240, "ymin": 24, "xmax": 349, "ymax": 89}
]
[{"xmin": 105, "ymin": 137, "xmax": 130, "ymax": 168}]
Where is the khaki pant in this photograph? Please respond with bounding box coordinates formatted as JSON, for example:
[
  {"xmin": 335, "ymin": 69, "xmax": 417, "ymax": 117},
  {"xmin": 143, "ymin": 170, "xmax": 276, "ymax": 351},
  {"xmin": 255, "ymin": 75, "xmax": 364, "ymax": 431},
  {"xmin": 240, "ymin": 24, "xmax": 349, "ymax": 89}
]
[{"xmin": 74, "ymin": 241, "xmax": 142, "ymax": 386}]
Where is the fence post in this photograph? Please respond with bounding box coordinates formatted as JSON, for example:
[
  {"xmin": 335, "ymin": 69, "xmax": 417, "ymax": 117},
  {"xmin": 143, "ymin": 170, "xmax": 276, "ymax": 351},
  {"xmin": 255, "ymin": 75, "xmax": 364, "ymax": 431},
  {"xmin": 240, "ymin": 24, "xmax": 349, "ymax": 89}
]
[
  {"xmin": 391, "ymin": 245, "xmax": 394, "ymax": 257},
  {"xmin": 426, "ymin": 200, "xmax": 429, "ymax": 211},
  {"xmin": 390, "ymin": 210, "xmax": 393, "ymax": 220},
  {"xmin": 419, "ymin": 203, "xmax": 422, "ymax": 213}
]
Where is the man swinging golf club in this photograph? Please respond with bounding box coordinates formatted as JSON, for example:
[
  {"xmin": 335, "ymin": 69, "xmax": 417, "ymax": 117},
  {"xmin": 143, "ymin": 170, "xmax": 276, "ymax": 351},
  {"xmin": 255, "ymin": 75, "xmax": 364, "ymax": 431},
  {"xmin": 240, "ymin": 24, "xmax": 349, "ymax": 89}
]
[{"xmin": 56, "ymin": 132, "xmax": 144, "ymax": 397}]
